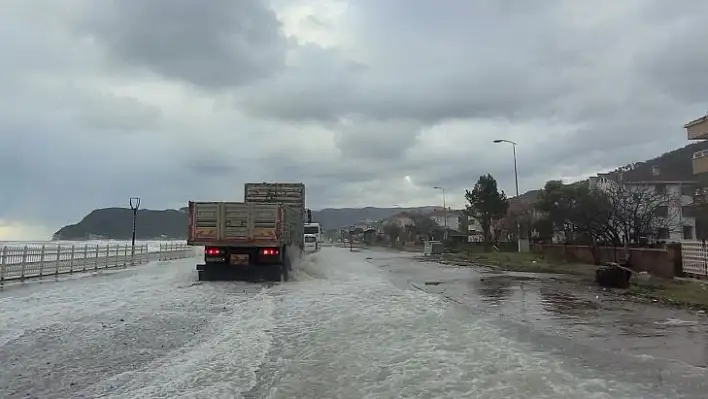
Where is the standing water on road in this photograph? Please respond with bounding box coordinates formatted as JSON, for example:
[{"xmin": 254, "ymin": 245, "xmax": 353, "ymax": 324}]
[{"xmin": 1, "ymin": 248, "xmax": 706, "ymax": 398}]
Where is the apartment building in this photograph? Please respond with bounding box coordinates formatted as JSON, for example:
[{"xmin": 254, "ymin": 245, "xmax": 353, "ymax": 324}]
[
  {"xmin": 589, "ymin": 166, "xmax": 696, "ymax": 241},
  {"xmin": 426, "ymin": 208, "xmax": 462, "ymax": 231},
  {"xmin": 686, "ymin": 115, "xmax": 708, "ymax": 190}
]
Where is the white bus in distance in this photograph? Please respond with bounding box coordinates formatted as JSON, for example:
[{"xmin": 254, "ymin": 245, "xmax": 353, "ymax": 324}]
[
  {"xmin": 304, "ymin": 222, "xmax": 322, "ymax": 250},
  {"xmin": 304, "ymin": 234, "xmax": 318, "ymax": 253}
]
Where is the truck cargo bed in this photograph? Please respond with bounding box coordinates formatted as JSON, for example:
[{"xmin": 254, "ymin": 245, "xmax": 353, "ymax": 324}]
[
  {"xmin": 187, "ymin": 201, "xmax": 301, "ymax": 247},
  {"xmin": 244, "ymin": 182, "xmax": 305, "ymax": 211}
]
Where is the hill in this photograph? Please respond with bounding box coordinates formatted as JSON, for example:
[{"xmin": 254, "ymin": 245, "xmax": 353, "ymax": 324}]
[
  {"xmin": 52, "ymin": 206, "xmax": 439, "ymax": 240},
  {"xmin": 604, "ymin": 140, "xmax": 708, "ymax": 182},
  {"xmin": 53, "ymin": 141, "xmax": 706, "ymax": 240},
  {"xmin": 53, "ymin": 208, "xmax": 189, "ymax": 240}
]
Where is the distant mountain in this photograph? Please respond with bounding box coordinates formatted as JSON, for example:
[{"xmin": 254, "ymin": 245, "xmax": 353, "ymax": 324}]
[{"xmin": 53, "ymin": 208, "xmax": 189, "ymax": 240}]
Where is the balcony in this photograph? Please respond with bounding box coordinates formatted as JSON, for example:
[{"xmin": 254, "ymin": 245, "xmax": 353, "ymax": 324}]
[
  {"xmin": 692, "ymin": 150, "xmax": 708, "ymax": 174},
  {"xmin": 685, "ymin": 115, "xmax": 708, "ymax": 140}
]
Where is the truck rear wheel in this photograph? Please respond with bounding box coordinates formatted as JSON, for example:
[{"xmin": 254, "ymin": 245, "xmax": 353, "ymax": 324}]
[{"xmin": 281, "ymin": 262, "xmax": 289, "ymax": 282}]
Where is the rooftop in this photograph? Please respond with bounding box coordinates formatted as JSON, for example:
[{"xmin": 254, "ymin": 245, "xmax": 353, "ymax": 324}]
[{"xmin": 684, "ymin": 115, "xmax": 708, "ymax": 129}]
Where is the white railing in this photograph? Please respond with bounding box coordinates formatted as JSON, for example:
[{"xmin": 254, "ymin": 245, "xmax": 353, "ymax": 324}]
[
  {"xmin": 158, "ymin": 242, "xmax": 194, "ymax": 261},
  {"xmin": 0, "ymin": 242, "xmax": 195, "ymax": 282},
  {"xmin": 681, "ymin": 240, "xmax": 708, "ymax": 276}
]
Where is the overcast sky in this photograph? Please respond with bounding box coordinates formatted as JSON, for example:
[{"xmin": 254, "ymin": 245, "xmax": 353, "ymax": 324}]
[{"xmin": 1, "ymin": 0, "xmax": 707, "ymax": 240}]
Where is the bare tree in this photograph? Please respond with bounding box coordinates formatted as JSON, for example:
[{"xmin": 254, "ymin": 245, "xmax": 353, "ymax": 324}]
[
  {"xmin": 601, "ymin": 181, "xmax": 681, "ymax": 244},
  {"xmin": 535, "ymin": 178, "xmax": 683, "ymax": 263}
]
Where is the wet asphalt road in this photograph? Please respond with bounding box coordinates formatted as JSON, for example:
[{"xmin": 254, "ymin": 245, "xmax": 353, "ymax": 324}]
[{"xmin": 2, "ymin": 247, "xmax": 708, "ymax": 398}]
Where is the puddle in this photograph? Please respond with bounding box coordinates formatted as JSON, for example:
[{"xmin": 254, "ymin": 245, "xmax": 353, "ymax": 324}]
[{"xmin": 466, "ymin": 273, "xmax": 708, "ymax": 367}]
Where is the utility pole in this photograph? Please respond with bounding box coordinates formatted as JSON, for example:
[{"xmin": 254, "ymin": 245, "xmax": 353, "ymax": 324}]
[
  {"xmin": 433, "ymin": 186, "xmax": 447, "ymax": 240},
  {"xmin": 349, "ymin": 225, "xmax": 355, "ymax": 251},
  {"xmin": 129, "ymin": 197, "xmax": 141, "ymax": 264},
  {"xmin": 493, "ymin": 139, "xmax": 524, "ymax": 252}
]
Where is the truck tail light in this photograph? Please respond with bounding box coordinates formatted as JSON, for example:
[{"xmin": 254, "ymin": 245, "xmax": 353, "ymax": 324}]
[
  {"xmin": 259, "ymin": 248, "xmax": 279, "ymax": 256},
  {"xmin": 205, "ymin": 247, "xmax": 222, "ymax": 256}
]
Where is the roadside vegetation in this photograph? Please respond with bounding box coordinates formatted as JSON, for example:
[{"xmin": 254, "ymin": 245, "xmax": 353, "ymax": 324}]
[
  {"xmin": 441, "ymin": 247, "xmax": 597, "ymax": 278},
  {"xmin": 627, "ymin": 277, "xmax": 708, "ymax": 310}
]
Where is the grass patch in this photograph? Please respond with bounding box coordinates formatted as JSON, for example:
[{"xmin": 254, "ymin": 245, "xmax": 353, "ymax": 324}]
[
  {"xmin": 442, "ymin": 251, "xmax": 596, "ymax": 278},
  {"xmin": 627, "ymin": 278, "xmax": 708, "ymax": 310}
]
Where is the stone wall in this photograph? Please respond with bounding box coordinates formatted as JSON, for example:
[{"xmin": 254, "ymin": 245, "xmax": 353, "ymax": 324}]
[{"xmin": 535, "ymin": 244, "xmax": 681, "ymax": 279}]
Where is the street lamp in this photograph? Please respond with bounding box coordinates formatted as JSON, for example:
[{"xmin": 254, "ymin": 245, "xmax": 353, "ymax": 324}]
[
  {"xmin": 493, "ymin": 139, "xmax": 524, "ymax": 252},
  {"xmin": 349, "ymin": 225, "xmax": 355, "ymax": 251},
  {"xmin": 129, "ymin": 197, "xmax": 141, "ymax": 263},
  {"xmin": 433, "ymin": 186, "xmax": 447, "ymax": 240}
]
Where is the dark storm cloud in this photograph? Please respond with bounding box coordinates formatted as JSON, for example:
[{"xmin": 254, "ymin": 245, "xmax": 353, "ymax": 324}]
[
  {"xmin": 332, "ymin": 118, "xmax": 423, "ymax": 160},
  {"xmin": 79, "ymin": 0, "xmax": 288, "ymax": 88}
]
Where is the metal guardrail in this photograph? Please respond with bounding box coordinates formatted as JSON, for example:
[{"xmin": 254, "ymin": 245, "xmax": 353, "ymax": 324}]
[
  {"xmin": 0, "ymin": 242, "xmax": 194, "ymax": 282},
  {"xmin": 158, "ymin": 242, "xmax": 195, "ymax": 261}
]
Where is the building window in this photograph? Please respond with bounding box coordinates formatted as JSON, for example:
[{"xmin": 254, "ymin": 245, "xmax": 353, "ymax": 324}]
[
  {"xmin": 683, "ymin": 225, "xmax": 694, "ymax": 240},
  {"xmin": 654, "ymin": 184, "xmax": 667, "ymax": 194},
  {"xmin": 682, "ymin": 184, "xmax": 696, "ymax": 197},
  {"xmin": 654, "ymin": 206, "xmax": 669, "ymax": 218},
  {"xmin": 657, "ymin": 228, "xmax": 670, "ymax": 239},
  {"xmin": 682, "ymin": 206, "xmax": 694, "ymax": 218}
]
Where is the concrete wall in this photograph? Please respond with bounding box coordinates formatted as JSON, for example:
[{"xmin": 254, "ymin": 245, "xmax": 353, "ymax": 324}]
[{"xmin": 535, "ymin": 244, "xmax": 681, "ymax": 279}]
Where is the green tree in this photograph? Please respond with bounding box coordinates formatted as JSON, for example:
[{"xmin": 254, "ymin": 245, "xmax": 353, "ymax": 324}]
[
  {"xmin": 465, "ymin": 174, "xmax": 509, "ymax": 245},
  {"xmin": 410, "ymin": 214, "xmax": 438, "ymax": 238}
]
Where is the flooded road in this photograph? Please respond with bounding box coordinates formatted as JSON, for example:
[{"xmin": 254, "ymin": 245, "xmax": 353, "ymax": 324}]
[
  {"xmin": 371, "ymin": 248, "xmax": 708, "ymax": 375},
  {"xmin": 2, "ymin": 247, "xmax": 708, "ymax": 398},
  {"xmin": 374, "ymin": 249, "xmax": 708, "ymax": 365}
]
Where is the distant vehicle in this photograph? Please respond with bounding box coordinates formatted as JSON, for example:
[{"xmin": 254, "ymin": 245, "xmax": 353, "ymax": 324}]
[
  {"xmin": 304, "ymin": 222, "xmax": 323, "ymax": 247},
  {"xmin": 187, "ymin": 182, "xmax": 310, "ymax": 282},
  {"xmin": 304, "ymin": 234, "xmax": 318, "ymax": 253}
]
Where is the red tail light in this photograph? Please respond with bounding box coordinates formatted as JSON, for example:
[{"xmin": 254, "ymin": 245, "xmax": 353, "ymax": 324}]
[
  {"xmin": 205, "ymin": 247, "xmax": 221, "ymax": 256},
  {"xmin": 259, "ymin": 248, "xmax": 279, "ymax": 256}
]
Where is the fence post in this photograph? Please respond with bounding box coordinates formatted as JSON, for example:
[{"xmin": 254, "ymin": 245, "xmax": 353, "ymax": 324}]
[
  {"xmin": 55, "ymin": 245, "xmax": 61, "ymax": 275},
  {"xmin": 39, "ymin": 245, "xmax": 46, "ymax": 277},
  {"xmin": 20, "ymin": 246, "xmax": 28, "ymax": 280},
  {"xmin": 0, "ymin": 246, "xmax": 6, "ymax": 283},
  {"xmin": 69, "ymin": 245, "xmax": 76, "ymax": 273},
  {"xmin": 123, "ymin": 244, "xmax": 128, "ymax": 267},
  {"xmin": 20, "ymin": 245, "xmax": 29, "ymax": 281},
  {"xmin": 94, "ymin": 244, "xmax": 99, "ymax": 271},
  {"xmin": 105, "ymin": 244, "xmax": 110, "ymax": 269},
  {"xmin": 82, "ymin": 245, "xmax": 88, "ymax": 272}
]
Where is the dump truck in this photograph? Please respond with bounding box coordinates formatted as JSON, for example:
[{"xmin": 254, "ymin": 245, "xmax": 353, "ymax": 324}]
[{"xmin": 188, "ymin": 182, "xmax": 308, "ymax": 282}]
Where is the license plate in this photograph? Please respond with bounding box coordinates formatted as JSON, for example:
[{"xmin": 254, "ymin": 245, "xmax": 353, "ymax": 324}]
[{"xmin": 230, "ymin": 254, "xmax": 249, "ymax": 265}]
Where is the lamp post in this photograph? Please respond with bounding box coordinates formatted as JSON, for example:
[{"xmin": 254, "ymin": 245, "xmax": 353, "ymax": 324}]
[
  {"xmin": 349, "ymin": 225, "xmax": 355, "ymax": 251},
  {"xmin": 129, "ymin": 197, "xmax": 141, "ymax": 264},
  {"xmin": 433, "ymin": 186, "xmax": 447, "ymax": 240},
  {"xmin": 493, "ymin": 139, "xmax": 524, "ymax": 252}
]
